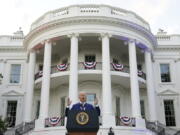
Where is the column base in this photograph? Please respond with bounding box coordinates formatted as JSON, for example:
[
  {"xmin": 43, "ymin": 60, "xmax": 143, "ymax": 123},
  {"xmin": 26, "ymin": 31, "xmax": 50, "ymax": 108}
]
[
  {"xmin": 102, "ymin": 114, "xmax": 115, "ymax": 128},
  {"xmin": 35, "ymin": 118, "xmax": 45, "ymax": 130}
]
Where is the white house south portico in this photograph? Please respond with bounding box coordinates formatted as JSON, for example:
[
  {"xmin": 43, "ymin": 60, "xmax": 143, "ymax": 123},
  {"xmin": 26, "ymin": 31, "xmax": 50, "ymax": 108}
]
[
  {"xmin": 22, "ymin": 4, "xmax": 158, "ymax": 134},
  {"xmin": 1, "ymin": 3, "xmax": 180, "ymax": 135}
]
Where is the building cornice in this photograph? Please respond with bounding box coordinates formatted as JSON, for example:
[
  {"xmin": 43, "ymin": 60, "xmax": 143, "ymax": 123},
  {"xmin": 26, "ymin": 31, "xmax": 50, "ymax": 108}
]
[
  {"xmin": 24, "ymin": 16, "xmax": 156, "ymax": 49},
  {"xmin": 155, "ymin": 45, "xmax": 180, "ymax": 51},
  {"xmin": 0, "ymin": 46, "xmax": 25, "ymax": 52}
]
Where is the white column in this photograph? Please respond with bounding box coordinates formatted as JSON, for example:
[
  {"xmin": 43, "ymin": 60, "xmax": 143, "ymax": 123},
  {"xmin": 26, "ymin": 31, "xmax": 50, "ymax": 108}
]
[
  {"xmin": 24, "ymin": 51, "xmax": 36, "ymax": 122},
  {"xmin": 145, "ymin": 51, "xmax": 157, "ymax": 121},
  {"xmin": 69, "ymin": 34, "xmax": 79, "ymax": 104},
  {"xmin": 101, "ymin": 33, "xmax": 115, "ymax": 127},
  {"xmin": 128, "ymin": 40, "xmax": 141, "ymax": 118},
  {"xmin": 39, "ymin": 40, "xmax": 52, "ymax": 120}
]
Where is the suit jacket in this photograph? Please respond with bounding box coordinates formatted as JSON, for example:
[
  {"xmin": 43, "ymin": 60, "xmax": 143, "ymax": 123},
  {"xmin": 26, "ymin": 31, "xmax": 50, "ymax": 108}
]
[{"xmin": 65, "ymin": 102, "xmax": 100, "ymax": 117}]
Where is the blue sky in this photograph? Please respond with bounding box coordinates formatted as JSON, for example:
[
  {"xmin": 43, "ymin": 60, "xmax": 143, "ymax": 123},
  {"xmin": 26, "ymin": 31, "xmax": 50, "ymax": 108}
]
[{"xmin": 0, "ymin": 0, "xmax": 180, "ymax": 35}]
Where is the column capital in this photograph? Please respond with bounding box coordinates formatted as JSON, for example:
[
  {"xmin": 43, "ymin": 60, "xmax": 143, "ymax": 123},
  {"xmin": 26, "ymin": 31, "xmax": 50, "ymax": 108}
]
[
  {"xmin": 40, "ymin": 39, "xmax": 52, "ymax": 45},
  {"xmin": 128, "ymin": 39, "xmax": 136, "ymax": 44},
  {"xmin": 67, "ymin": 33, "xmax": 79, "ymax": 38},
  {"xmin": 100, "ymin": 33, "xmax": 112, "ymax": 39},
  {"xmin": 45, "ymin": 39, "xmax": 52, "ymax": 45},
  {"xmin": 29, "ymin": 49, "xmax": 36, "ymax": 53}
]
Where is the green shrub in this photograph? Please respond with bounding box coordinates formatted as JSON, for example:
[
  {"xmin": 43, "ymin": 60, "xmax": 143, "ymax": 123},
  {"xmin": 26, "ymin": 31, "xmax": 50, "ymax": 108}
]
[{"xmin": 0, "ymin": 116, "xmax": 7, "ymax": 133}]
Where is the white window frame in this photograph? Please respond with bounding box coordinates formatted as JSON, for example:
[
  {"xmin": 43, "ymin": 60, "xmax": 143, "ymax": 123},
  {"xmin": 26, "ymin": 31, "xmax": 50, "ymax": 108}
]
[
  {"xmin": 163, "ymin": 99, "xmax": 176, "ymax": 127},
  {"xmin": 1, "ymin": 96, "xmax": 23, "ymax": 126},
  {"xmin": 159, "ymin": 63, "xmax": 171, "ymax": 83},
  {"xmin": 9, "ymin": 64, "xmax": 21, "ymax": 84},
  {"xmin": 158, "ymin": 61, "xmax": 174, "ymax": 84},
  {"xmin": 7, "ymin": 61, "xmax": 23, "ymax": 86},
  {"xmin": 86, "ymin": 93, "xmax": 96, "ymax": 105},
  {"xmin": 6, "ymin": 100, "xmax": 18, "ymax": 127},
  {"xmin": 159, "ymin": 96, "xmax": 178, "ymax": 127}
]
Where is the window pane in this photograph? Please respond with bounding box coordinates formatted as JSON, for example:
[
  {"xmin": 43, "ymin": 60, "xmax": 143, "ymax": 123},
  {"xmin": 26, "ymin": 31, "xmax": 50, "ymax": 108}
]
[
  {"xmin": 6, "ymin": 101, "xmax": 17, "ymax": 127},
  {"xmin": 85, "ymin": 55, "xmax": 96, "ymax": 62},
  {"xmin": 140, "ymin": 100, "xmax": 146, "ymax": 119},
  {"xmin": 61, "ymin": 97, "xmax": 66, "ymax": 116},
  {"xmin": 160, "ymin": 64, "xmax": 171, "ymax": 82},
  {"xmin": 113, "ymin": 58, "xmax": 119, "ymax": 64},
  {"xmin": 60, "ymin": 97, "xmax": 66, "ymax": 126},
  {"xmin": 115, "ymin": 97, "xmax": 120, "ymax": 116},
  {"xmin": 10, "ymin": 64, "xmax": 21, "ymax": 83},
  {"xmin": 86, "ymin": 94, "xmax": 96, "ymax": 105},
  {"xmin": 164, "ymin": 100, "xmax": 176, "ymax": 126},
  {"xmin": 36, "ymin": 101, "xmax": 40, "ymax": 119}
]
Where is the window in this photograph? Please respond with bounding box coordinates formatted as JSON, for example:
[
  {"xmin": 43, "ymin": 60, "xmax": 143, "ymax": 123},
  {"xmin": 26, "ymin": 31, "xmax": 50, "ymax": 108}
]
[
  {"xmin": 60, "ymin": 97, "xmax": 66, "ymax": 125},
  {"xmin": 39, "ymin": 64, "xmax": 43, "ymax": 71},
  {"xmin": 36, "ymin": 101, "xmax": 40, "ymax": 119},
  {"xmin": 62, "ymin": 58, "xmax": 68, "ymax": 64},
  {"xmin": 140, "ymin": 100, "xmax": 146, "ymax": 119},
  {"xmin": 6, "ymin": 101, "xmax": 17, "ymax": 127},
  {"xmin": 164, "ymin": 100, "xmax": 176, "ymax": 126},
  {"xmin": 85, "ymin": 55, "xmax": 96, "ymax": 62},
  {"xmin": 138, "ymin": 64, "xmax": 142, "ymax": 70},
  {"xmin": 10, "ymin": 64, "xmax": 21, "ymax": 83},
  {"xmin": 160, "ymin": 64, "xmax": 171, "ymax": 82},
  {"xmin": 115, "ymin": 97, "xmax": 120, "ymax": 116},
  {"xmin": 61, "ymin": 97, "xmax": 66, "ymax": 116},
  {"xmin": 86, "ymin": 94, "xmax": 96, "ymax": 105},
  {"xmin": 113, "ymin": 58, "xmax": 119, "ymax": 64}
]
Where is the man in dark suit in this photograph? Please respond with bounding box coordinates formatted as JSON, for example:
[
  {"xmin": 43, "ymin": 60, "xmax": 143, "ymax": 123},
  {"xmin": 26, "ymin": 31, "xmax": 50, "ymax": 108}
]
[{"xmin": 65, "ymin": 92, "xmax": 100, "ymax": 116}]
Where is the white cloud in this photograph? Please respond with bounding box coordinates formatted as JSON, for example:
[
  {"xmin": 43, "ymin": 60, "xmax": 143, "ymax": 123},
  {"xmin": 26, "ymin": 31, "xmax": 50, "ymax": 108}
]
[{"xmin": 129, "ymin": 0, "xmax": 170, "ymax": 23}]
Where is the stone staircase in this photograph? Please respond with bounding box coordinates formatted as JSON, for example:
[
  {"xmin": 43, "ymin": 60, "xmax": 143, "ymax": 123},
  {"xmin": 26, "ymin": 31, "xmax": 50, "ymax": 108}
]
[
  {"xmin": 146, "ymin": 121, "xmax": 179, "ymax": 135},
  {"xmin": 4, "ymin": 121, "xmax": 35, "ymax": 135}
]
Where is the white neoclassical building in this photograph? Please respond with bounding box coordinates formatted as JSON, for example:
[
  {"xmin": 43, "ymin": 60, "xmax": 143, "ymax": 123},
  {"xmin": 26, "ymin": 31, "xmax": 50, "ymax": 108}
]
[{"xmin": 0, "ymin": 4, "xmax": 180, "ymax": 135}]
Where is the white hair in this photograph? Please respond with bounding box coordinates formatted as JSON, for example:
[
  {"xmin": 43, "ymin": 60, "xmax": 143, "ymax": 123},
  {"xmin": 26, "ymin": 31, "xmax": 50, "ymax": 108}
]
[{"xmin": 79, "ymin": 91, "xmax": 87, "ymax": 96}]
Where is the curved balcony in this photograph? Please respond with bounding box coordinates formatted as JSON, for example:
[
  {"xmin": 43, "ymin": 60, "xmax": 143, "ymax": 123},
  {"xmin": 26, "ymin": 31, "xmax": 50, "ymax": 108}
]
[{"xmin": 34, "ymin": 62, "xmax": 146, "ymax": 81}]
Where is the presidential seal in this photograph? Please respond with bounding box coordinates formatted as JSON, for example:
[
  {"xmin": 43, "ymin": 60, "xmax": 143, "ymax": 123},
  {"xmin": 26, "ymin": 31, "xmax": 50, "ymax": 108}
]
[{"xmin": 76, "ymin": 112, "xmax": 89, "ymax": 125}]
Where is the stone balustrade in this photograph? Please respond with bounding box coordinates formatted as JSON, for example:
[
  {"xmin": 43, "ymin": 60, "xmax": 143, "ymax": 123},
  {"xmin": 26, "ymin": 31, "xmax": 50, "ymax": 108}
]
[
  {"xmin": 34, "ymin": 62, "xmax": 146, "ymax": 80},
  {"xmin": 156, "ymin": 34, "xmax": 180, "ymax": 46},
  {"xmin": 30, "ymin": 4, "xmax": 150, "ymax": 31}
]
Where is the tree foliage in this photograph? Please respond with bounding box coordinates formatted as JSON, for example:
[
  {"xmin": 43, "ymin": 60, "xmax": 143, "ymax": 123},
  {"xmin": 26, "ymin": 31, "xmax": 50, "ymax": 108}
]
[{"xmin": 0, "ymin": 116, "xmax": 7, "ymax": 134}]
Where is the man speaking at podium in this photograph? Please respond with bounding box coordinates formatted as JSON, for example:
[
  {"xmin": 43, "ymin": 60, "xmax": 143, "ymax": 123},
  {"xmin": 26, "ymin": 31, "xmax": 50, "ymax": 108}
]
[{"xmin": 65, "ymin": 92, "xmax": 100, "ymax": 117}]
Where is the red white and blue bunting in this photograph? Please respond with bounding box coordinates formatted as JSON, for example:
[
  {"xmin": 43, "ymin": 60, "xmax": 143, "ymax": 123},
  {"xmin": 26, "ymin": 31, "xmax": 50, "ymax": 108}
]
[
  {"xmin": 45, "ymin": 116, "xmax": 64, "ymax": 127},
  {"xmin": 111, "ymin": 63, "xmax": 124, "ymax": 71},
  {"xmin": 120, "ymin": 116, "xmax": 132, "ymax": 126},
  {"xmin": 56, "ymin": 64, "xmax": 68, "ymax": 71},
  {"xmin": 83, "ymin": 62, "xmax": 96, "ymax": 69},
  {"xmin": 117, "ymin": 116, "xmax": 136, "ymax": 127}
]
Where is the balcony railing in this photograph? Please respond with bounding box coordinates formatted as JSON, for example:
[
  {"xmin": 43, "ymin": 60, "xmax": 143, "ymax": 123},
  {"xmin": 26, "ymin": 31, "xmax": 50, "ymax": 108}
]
[
  {"xmin": 78, "ymin": 62, "xmax": 102, "ymax": 70},
  {"xmin": 51, "ymin": 63, "xmax": 70, "ymax": 74},
  {"xmin": 31, "ymin": 5, "xmax": 150, "ymax": 31},
  {"xmin": 110, "ymin": 63, "xmax": 130, "ymax": 73},
  {"xmin": 35, "ymin": 62, "xmax": 146, "ymax": 80},
  {"xmin": 116, "ymin": 116, "xmax": 136, "ymax": 127},
  {"xmin": 45, "ymin": 116, "xmax": 65, "ymax": 127}
]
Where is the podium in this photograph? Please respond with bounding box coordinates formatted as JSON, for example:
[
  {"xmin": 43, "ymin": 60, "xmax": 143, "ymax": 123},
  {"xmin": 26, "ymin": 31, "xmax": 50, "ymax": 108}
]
[{"xmin": 66, "ymin": 110, "xmax": 99, "ymax": 135}]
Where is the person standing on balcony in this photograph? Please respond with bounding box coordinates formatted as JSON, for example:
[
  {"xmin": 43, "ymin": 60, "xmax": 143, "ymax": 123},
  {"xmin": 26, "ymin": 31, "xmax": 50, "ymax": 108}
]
[{"xmin": 65, "ymin": 92, "xmax": 100, "ymax": 116}]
